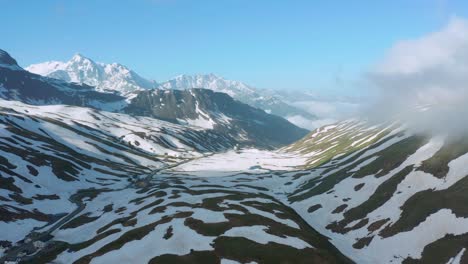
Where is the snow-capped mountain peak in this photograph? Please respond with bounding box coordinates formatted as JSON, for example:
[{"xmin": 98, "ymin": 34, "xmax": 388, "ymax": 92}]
[
  {"xmin": 158, "ymin": 73, "xmax": 318, "ymax": 128},
  {"xmin": 26, "ymin": 53, "xmax": 157, "ymax": 95},
  {"xmin": 71, "ymin": 53, "xmax": 87, "ymax": 61},
  {"xmin": 158, "ymin": 73, "xmax": 257, "ymax": 97},
  {"xmin": 25, "ymin": 60, "xmax": 63, "ymax": 76}
]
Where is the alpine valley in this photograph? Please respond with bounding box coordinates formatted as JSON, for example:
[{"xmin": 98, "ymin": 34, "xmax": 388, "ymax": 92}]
[{"xmin": 2, "ymin": 48, "xmax": 468, "ymax": 264}]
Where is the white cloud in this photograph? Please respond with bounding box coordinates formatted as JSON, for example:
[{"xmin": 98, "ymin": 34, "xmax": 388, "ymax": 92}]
[
  {"xmin": 287, "ymin": 115, "xmax": 336, "ymax": 130},
  {"xmin": 375, "ymin": 17, "xmax": 468, "ymax": 75},
  {"xmin": 282, "ymin": 96, "xmax": 360, "ymax": 130},
  {"xmin": 292, "ymin": 100, "xmax": 360, "ymax": 119},
  {"xmin": 366, "ymin": 16, "xmax": 468, "ymax": 135}
]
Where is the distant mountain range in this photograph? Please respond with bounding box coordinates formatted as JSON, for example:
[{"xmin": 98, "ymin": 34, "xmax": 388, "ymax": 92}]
[
  {"xmin": 0, "ymin": 50, "xmax": 125, "ymax": 111},
  {"xmin": 158, "ymin": 73, "xmax": 317, "ymax": 123},
  {"xmin": 2, "ymin": 49, "xmax": 307, "ymax": 148},
  {"xmin": 27, "ymin": 54, "xmax": 317, "ymax": 127}
]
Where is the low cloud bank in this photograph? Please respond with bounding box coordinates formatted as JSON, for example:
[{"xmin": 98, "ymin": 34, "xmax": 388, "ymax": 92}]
[
  {"xmin": 287, "ymin": 115, "xmax": 336, "ymax": 130},
  {"xmin": 365, "ymin": 16, "xmax": 468, "ymax": 135},
  {"xmin": 286, "ymin": 98, "xmax": 360, "ymax": 130}
]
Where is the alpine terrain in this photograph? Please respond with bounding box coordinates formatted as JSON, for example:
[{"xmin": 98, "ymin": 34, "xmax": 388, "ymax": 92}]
[
  {"xmin": 4, "ymin": 50, "xmax": 308, "ymax": 149},
  {"xmin": 2, "ymin": 45, "xmax": 468, "ymax": 264}
]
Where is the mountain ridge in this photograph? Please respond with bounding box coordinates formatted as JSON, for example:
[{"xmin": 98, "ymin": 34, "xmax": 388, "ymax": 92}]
[
  {"xmin": 2, "ymin": 49, "xmax": 308, "ymax": 149},
  {"xmin": 126, "ymin": 88, "xmax": 309, "ymax": 148},
  {"xmin": 26, "ymin": 54, "xmax": 317, "ymax": 128}
]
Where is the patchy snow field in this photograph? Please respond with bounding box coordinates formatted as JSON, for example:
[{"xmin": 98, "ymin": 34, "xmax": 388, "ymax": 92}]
[
  {"xmin": 4, "ymin": 102, "xmax": 468, "ymax": 264},
  {"xmin": 170, "ymin": 149, "xmax": 307, "ymax": 176}
]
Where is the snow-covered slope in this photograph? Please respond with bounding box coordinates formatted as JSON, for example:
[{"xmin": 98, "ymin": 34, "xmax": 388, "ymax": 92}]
[
  {"xmin": 278, "ymin": 121, "xmax": 468, "ymax": 263},
  {"xmin": 26, "ymin": 54, "xmax": 157, "ymax": 95},
  {"xmin": 0, "ymin": 98, "xmax": 240, "ymax": 252},
  {"xmin": 4, "ymin": 93, "xmax": 468, "ymax": 263},
  {"xmin": 0, "ymin": 100, "xmax": 349, "ymax": 263},
  {"xmin": 161, "ymin": 121, "xmax": 468, "ymax": 264}
]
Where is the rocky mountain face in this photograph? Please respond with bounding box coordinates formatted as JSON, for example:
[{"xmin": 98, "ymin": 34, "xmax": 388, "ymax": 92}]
[
  {"xmin": 0, "ymin": 50, "xmax": 20, "ymax": 68},
  {"xmin": 26, "ymin": 54, "xmax": 157, "ymax": 95},
  {"xmin": 125, "ymin": 88, "xmax": 309, "ymax": 148}
]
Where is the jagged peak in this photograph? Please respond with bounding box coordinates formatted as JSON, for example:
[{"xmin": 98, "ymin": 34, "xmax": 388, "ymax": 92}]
[
  {"xmin": 173, "ymin": 73, "xmax": 222, "ymax": 80},
  {"xmin": 70, "ymin": 53, "xmax": 95, "ymax": 64}
]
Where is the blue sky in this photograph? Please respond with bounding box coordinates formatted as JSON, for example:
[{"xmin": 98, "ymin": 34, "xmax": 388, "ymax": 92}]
[{"xmin": 2, "ymin": 0, "xmax": 467, "ymax": 94}]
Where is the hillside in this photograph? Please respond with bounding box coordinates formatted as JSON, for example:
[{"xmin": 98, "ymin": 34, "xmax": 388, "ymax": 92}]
[
  {"xmin": 281, "ymin": 122, "xmax": 468, "ymax": 263},
  {"xmin": 0, "ymin": 100, "xmax": 350, "ymax": 263},
  {"xmin": 126, "ymin": 88, "xmax": 309, "ymax": 148},
  {"xmin": 3, "ymin": 102, "xmax": 468, "ymax": 263}
]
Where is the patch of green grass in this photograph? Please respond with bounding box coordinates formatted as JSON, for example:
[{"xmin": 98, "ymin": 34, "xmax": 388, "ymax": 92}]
[
  {"xmin": 352, "ymin": 136, "xmax": 427, "ymax": 178},
  {"xmin": 289, "ymin": 136, "xmax": 426, "ymax": 203},
  {"xmin": 285, "ymin": 122, "xmax": 395, "ymax": 169}
]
